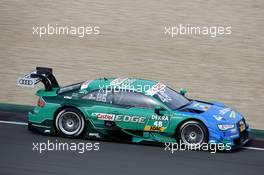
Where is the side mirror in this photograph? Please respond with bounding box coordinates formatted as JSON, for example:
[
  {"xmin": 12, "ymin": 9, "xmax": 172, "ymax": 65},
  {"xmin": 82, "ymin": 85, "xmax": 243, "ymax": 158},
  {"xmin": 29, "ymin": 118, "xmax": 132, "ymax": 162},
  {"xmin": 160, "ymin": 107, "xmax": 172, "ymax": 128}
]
[
  {"xmin": 154, "ymin": 106, "xmax": 170, "ymax": 116},
  {"xmin": 179, "ymin": 88, "xmax": 187, "ymax": 96}
]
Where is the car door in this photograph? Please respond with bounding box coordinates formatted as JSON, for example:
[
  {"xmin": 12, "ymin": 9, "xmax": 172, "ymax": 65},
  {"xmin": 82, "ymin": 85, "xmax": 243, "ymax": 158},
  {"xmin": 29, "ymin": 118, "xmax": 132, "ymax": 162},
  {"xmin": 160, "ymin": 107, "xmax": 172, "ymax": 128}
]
[
  {"xmin": 110, "ymin": 91, "xmax": 171, "ymax": 132},
  {"xmin": 81, "ymin": 89, "xmax": 113, "ymax": 128}
]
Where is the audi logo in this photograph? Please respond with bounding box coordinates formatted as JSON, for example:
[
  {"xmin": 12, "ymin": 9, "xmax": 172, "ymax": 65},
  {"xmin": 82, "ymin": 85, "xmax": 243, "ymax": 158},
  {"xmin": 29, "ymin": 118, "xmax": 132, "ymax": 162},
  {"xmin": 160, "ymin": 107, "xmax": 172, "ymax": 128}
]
[{"xmin": 19, "ymin": 79, "xmax": 34, "ymax": 85}]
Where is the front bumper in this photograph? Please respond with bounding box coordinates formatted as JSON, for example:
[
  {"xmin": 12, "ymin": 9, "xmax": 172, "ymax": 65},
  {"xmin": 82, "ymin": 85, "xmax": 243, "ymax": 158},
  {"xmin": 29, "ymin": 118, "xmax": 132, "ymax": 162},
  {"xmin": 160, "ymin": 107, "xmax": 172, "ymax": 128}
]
[
  {"xmin": 225, "ymin": 129, "xmax": 252, "ymax": 150},
  {"xmin": 208, "ymin": 124, "xmax": 251, "ymax": 149}
]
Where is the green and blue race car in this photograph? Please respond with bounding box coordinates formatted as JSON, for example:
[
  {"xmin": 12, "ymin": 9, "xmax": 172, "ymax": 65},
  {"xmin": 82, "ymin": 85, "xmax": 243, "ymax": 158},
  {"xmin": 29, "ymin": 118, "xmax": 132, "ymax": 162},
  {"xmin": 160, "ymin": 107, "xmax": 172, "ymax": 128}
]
[{"xmin": 18, "ymin": 67, "xmax": 250, "ymax": 148}]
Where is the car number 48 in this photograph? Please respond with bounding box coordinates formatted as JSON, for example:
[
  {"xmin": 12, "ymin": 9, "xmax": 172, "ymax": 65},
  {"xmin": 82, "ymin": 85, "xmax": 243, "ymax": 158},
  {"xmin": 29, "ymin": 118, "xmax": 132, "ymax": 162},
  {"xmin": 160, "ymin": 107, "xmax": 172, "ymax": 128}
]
[{"xmin": 153, "ymin": 121, "xmax": 163, "ymax": 127}]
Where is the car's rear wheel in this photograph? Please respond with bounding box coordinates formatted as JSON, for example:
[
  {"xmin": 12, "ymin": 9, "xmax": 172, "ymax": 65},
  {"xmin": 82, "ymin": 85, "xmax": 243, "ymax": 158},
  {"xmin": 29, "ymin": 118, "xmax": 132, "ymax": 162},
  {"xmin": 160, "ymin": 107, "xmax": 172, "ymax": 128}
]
[
  {"xmin": 178, "ymin": 120, "xmax": 208, "ymax": 145},
  {"xmin": 55, "ymin": 108, "xmax": 86, "ymax": 138}
]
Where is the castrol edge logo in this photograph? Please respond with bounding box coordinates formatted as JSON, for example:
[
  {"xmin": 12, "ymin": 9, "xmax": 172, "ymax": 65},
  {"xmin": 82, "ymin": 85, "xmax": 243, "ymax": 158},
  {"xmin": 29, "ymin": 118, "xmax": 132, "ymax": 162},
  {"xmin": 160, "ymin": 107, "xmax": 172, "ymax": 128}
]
[{"xmin": 93, "ymin": 113, "xmax": 145, "ymax": 124}]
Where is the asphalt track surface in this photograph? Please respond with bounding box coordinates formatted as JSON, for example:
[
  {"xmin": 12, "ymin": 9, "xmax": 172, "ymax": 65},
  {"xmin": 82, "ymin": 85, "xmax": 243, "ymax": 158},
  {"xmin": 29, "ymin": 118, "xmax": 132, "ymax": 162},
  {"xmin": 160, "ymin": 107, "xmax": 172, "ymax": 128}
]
[{"xmin": 0, "ymin": 111, "xmax": 264, "ymax": 175}]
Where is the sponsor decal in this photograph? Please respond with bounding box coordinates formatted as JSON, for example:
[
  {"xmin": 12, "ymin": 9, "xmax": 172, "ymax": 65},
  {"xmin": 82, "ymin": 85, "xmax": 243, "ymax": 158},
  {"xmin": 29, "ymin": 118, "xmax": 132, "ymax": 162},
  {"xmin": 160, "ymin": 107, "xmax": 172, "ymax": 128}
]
[
  {"xmin": 97, "ymin": 113, "xmax": 114, "ymax": 121},
  {"xmin": 151, "ymin": 115, "xmax": 169, "ymax": 121},
  {"xmin": 63, "ymin": 96, "xmax": 72, "ymax": 99},
  {"xmin": 157, "ymin": 91, "xmax": 172, "ymax": 103},
  {"xmin": 229, "ymin": 111, "xmax": 236, "ymax": 119},
  {"xmin": 192, "ymin": 103, "xmax": 211, "ymax": 111},
  {"xmin": 94, "ymin": 113, "xmax": 145, "ymax": 123},
  {"xmin": 145, "ymin": 116, "xmax": 169, "ymax": 131},
  {"xmin": 122, "ymin": 78, "xmax": 136, "ymax": 86},
  {"xmin": 219, "ymin": 108, "xmax": 231, "ymax": 115},
  {"xmin": 110, "ymin": 78, "xmax": 128, "ymax": 87},
  {"xmin": 81, "ymin": 80, "xmax": 92, "ymax": 90},
  {"xmin": 88, "ymin": 133, "xmax": 101, "ymax": 138},
  {"xmin": 213, "ymin": 115, "xmax": 224, "ymax": 121},
  {"xmin": 203, "ymin": 106, "xmax": 209, "ymax": 110},
  {"xmin": 238, "ymin": 120, "xmax": 246, "ymax": 132},
  {"xmin": 144, "ymin": 125, "xmax": 165, "ymax": 132},
  {"xmin": 145, "ymin": 82, "xmax": 166, "ymax": 96}
]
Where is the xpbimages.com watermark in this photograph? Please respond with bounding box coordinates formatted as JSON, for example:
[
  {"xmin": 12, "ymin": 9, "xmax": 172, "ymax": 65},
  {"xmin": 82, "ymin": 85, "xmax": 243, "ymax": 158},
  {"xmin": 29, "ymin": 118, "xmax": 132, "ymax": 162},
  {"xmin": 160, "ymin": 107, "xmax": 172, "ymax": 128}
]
[
  {"xmin": 164, "ymin": 141, "xmax": 231, "ymax": 154},
  {"xmin": 32, "ymin": 140, "xmax": 100, "ymax": 154},
  {"xmin": 32, "ymin": 24, "xmax": 100, "ymax": 38},
  {"xmin": 164, "ymin": 24, "xmax": 232, "ymax": 38}
]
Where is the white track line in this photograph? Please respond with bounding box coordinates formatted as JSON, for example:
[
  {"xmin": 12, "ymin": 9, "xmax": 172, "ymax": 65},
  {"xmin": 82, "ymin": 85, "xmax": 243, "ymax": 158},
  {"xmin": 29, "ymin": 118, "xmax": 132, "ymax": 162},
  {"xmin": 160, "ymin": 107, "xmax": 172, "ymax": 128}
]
[
  {"xmin": 0, "ymin": 120, "xmax": 28, "ymax": 126},
  {"xmin": 0, "ymin": 120, "xmax": 264, "ymax": 151},
  {"xmin": 243, "ymin": 147, "xmax": 264, "ymax": 151}
]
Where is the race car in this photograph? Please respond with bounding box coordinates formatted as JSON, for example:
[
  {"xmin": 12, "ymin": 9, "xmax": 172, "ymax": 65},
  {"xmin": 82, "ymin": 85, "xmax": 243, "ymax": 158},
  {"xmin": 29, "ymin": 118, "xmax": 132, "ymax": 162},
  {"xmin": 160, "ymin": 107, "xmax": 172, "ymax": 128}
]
[{"xmin": 18, "ymin": 67, "xmax": 250, "ymax": 148}]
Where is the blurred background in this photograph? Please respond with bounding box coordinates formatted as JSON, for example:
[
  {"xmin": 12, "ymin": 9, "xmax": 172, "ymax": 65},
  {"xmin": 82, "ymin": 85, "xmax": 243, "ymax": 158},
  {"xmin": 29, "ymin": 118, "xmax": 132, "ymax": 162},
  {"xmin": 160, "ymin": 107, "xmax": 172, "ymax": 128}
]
[{"xmin": 0, "ymin": 0, "xmax": 263, "ymax": 128}]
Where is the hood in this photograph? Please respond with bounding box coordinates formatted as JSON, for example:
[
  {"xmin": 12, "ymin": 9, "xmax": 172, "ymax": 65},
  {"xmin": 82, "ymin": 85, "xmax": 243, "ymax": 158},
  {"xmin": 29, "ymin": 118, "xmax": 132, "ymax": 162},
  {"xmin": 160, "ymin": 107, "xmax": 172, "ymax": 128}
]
[{"xmin": 177, "ymin": 100, "xmax": 243, "ymax": 124}]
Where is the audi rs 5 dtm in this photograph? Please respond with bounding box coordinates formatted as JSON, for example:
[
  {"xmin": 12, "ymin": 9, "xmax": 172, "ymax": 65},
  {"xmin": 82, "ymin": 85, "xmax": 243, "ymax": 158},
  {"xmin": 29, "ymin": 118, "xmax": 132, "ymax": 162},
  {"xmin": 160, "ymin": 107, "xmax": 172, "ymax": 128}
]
[{"xmin": 17, "ymin": 67, "xmax": 251, "ymax": 149}]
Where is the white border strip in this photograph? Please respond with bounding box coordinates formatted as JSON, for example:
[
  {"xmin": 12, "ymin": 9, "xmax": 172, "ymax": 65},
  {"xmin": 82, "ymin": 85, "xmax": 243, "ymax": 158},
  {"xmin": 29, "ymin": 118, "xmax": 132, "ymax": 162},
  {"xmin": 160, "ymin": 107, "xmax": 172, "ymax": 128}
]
[
  {"xmin": 0, "ymin": 120, "xmax": 28, "ymax": 126},
  {"xmin": 243, "ymin": 146, "xmax": 264, "ymax": 151}
]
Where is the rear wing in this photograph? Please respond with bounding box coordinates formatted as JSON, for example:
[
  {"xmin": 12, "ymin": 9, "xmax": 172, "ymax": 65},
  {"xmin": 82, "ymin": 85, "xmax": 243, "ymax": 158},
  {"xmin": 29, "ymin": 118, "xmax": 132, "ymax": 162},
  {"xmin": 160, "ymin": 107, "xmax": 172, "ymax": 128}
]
[{"xmin": 17, "ymin": 67, "xmax": 59, "ymax": 91}]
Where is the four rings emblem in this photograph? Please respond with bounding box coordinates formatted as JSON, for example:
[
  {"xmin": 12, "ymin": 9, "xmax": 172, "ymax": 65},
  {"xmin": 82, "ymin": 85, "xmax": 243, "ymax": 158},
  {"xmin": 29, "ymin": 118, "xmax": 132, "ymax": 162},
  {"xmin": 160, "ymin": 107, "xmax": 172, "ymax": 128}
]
[
  {"xmin": 19, "ymin": 79, "xmax": 34, "ymax": 85},
  {"xmin": 17, "ymin": 77, "xmax": 36, "ymax": 87}
]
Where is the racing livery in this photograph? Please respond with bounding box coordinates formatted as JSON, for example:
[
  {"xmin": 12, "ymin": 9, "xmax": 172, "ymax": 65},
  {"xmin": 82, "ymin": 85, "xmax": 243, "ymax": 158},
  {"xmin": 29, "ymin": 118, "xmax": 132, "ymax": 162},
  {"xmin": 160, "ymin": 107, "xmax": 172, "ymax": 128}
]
[{"xmin": 18, "ymin": 67, "xmax": 250, "ymax": 149}]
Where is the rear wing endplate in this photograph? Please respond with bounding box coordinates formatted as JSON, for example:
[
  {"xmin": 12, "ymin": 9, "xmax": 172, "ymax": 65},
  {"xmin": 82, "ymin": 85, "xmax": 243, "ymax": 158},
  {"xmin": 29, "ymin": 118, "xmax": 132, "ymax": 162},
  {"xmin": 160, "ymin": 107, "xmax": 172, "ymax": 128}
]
[{"xmin": 17, "ymin": 67, "xmax": 59, "ymax": 91}]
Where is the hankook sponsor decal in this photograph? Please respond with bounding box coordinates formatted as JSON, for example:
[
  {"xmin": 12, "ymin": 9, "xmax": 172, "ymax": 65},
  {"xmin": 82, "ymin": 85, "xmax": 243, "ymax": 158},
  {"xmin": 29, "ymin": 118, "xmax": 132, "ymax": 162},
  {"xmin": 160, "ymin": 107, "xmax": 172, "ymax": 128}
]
[
  {"xmin": 145, "ymin": 82, "xmax": 166, "ymax": 96},
  {"xmin": 110, "ymin": 78, "xmax": 128, "ymax": 87},
  {"xmin": 81, "ymin": 80, "xmax": 92, "ymax": 90}
]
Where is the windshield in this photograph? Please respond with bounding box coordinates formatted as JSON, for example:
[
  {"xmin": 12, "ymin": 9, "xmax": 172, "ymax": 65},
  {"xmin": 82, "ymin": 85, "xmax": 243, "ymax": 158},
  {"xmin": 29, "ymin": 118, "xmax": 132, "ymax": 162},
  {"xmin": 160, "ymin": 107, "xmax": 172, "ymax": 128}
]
[{"xmin": 153, "ymin": 87, "xmax": 190, "ymax": 110}]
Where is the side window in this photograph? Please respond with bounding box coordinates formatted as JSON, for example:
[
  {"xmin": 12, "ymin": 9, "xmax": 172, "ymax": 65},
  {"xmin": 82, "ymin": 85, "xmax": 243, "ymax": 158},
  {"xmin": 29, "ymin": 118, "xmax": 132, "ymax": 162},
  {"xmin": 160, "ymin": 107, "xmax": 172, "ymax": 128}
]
[
  {"xmin": 82, "ymin": 90, "xmax": 112, "ymax": 103},
  {"xmin": 113, "ymin": 91, "xmax": 158, "ymax": 109}
]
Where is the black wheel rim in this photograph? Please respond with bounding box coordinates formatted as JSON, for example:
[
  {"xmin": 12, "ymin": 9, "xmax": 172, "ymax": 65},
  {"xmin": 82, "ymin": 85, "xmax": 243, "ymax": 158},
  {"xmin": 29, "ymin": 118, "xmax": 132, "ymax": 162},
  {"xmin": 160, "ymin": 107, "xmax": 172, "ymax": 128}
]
[{"xmin": 181, "ymin": 123, "xmax": 205, "ymax": 144}]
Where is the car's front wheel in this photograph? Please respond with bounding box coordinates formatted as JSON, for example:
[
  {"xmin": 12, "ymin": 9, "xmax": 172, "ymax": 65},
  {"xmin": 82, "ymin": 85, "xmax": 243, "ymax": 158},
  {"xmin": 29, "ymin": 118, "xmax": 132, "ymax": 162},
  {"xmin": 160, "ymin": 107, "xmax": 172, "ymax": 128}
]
[
  {"xmin": 178, "ymin": 120, "xmax": 208, "ymax": 145},
  {"xmin": 55, "ymin": 108, "xmax": 86, "ymax": 138}
]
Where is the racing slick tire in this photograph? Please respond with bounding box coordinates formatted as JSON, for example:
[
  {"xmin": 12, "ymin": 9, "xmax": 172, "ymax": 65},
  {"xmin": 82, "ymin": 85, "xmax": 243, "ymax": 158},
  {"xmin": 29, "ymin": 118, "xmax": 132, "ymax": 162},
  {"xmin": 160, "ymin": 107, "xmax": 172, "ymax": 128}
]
[
  {"xmin": 55, "ymin": 108, "xmax": 86, "ymax": 138},
  {"xmin": 178, "ymin": 120, "xmax": 208, "ymax": 146}
]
